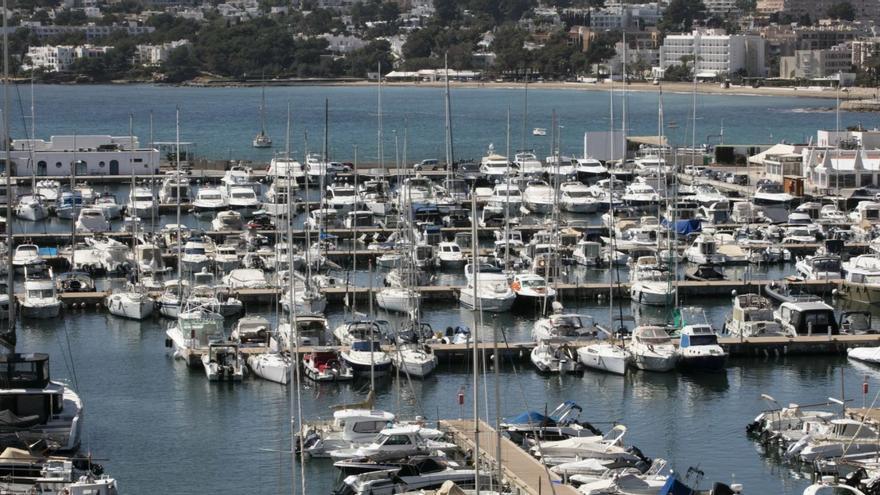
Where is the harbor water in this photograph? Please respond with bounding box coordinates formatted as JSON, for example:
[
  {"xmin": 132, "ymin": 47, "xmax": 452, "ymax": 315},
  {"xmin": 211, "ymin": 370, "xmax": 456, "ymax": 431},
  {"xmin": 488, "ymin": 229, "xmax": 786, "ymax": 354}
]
[{"xmin": 8, "ymin": 84, "xmax": 880, "ymax": 494}]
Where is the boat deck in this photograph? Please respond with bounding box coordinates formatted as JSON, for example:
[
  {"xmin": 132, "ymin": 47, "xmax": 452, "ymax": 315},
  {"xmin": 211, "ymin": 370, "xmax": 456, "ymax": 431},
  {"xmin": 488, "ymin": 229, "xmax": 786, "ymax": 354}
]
[{"xmin": 440, "ymin": 419, "xmax": 579, "ymax": 495}]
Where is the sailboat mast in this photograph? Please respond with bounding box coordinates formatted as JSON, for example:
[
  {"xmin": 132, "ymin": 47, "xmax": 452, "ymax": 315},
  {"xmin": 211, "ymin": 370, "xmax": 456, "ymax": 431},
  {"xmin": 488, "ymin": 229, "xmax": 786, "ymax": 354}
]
[
  {"xmin": 70, "ymin": 132, "xmax": 77, "ymax": 270},
  {"xmin": 175, "ymin": 107, "xmax": 182, "ymax": 293},
  {"xmin": 504, "ymin": 106, "xmax": 511, "ymax": 271},
  {"xmin": 469, "ymin": 190, "xmax": 481, "ymax": 495},
  {"xmin": 129, "ymin": 116, "xmax": 138, "ymax": 281},
  {"xmin": 521, "ymin": 76, "xmax": 528, "ymax": 152},
  {"xmin": 377, "ymin": 62, "xmax": 384, "ymax": 174},
  {"xmin": 444, "ymin": 53, "xmax": 453, "ymax": 181},
  {"xmin": 351, "ymin": 144, "xmax": 358, "ymax": 316},
  {"xmin": 286, "ymin": 136, "xmax": 305, "ymax": 493},
  {"xmin": 3, "ymin": 0, "xmax": 15, "ymax": 349}
]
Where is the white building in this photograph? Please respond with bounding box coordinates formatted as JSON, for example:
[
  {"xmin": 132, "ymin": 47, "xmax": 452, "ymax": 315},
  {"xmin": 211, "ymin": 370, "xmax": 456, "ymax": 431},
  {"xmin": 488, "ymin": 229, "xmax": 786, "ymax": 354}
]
[
  {"xmin": 320, "ymin": 34, "xmax": 367, "ymax": 54},
  {"xmin": 659, "ymin": 29, "xmax": 766, "ymax": 78},
  {"xmin": 4, "ymin": 23, "xmax": 155, "ymax": 41},
  {"xmin": 702, "ymin": 0, "xmax": 739, "ymax": 14},
  {"xmin": 4, "ymin": 136, "xmax": 159, "ymax": 176},
  {"xmin": 24, "ymin": 44, "xmax": 111, "ymax": 72},
  {"xmin": 134, "ymin": 40, "xmax": 190, "ymax": 66}
]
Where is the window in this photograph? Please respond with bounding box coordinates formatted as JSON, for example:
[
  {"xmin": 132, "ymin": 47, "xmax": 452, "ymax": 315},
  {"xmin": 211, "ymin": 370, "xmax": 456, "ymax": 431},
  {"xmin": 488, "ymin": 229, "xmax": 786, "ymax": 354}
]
[
  {"xmin": 382, "ymin": 434, "xmax": 412, "ymax": 446},
  {"xmin": 352, "ymin": 420, "xmax": 386, "ymax": 434},
  {"xmin": 99, "ymin": 161, "xmax": 105, "ymax": 168},
  {"xmin": 55, "ymin": 162, "xmax": 62, "ymax": 168},
  {"xmin": 37, "ymin": 160, "xmax": 46, "ymax": 169},
  {"xmin": 110, "ymin": 160, "xmax": 118, "ymax": 169}
]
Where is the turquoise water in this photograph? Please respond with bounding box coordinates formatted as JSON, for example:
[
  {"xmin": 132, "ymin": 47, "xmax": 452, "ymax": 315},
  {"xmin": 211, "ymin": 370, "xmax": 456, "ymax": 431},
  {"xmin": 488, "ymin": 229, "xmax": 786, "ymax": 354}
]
[
  {"xmin": 7, "ymin": 84, "xmax": 875, "ymax": 162},
  {"xmin": 8, "ymin": 85, "xmax": 880, "ymax": 495}
]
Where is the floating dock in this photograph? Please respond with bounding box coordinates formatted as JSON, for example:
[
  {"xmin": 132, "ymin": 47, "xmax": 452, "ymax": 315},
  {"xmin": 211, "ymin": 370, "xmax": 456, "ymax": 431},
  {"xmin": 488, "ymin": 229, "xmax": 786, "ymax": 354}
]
[{"xmin": 440, "ymin": 419, "xmax": 580, "ymax": 495}]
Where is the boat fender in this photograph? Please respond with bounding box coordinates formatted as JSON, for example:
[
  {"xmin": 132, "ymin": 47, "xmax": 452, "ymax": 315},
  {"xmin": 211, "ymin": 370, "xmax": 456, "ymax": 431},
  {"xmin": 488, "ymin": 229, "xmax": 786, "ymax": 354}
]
[{"xmin": 165, "ymin": 338, "xmax": 172, "ymax": 348}]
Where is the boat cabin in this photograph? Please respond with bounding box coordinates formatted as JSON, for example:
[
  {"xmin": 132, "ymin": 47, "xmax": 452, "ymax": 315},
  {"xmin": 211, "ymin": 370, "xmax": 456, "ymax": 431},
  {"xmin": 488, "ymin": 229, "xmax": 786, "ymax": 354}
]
[{"xmin": 777, "ymin": 301, "xmax": 839, "ymax": 336}]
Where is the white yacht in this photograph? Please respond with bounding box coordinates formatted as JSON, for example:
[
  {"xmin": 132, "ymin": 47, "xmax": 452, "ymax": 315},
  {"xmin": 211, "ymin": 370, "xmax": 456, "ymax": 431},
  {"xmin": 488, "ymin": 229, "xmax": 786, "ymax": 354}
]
[
  {"xmin": 224, "ymin": 185, "xmax": 260, "ymax": 217},
  {"xmin": 299, "ymin": 409, "xmax": 397, "ymax": 458},
  {"xmin": 629, "ymin": 256, "xmax": 675, "ymax": 306},
  {"xmin": 181, "ymin": 238, "xmax": 211, "ymax": 273},
  {"xmin": 575, "ymin": 157, "xmax": 608, "ymax": 182},
  {"xmin": 676, "ymin": 309, "xmax": 726, "ymax": 371},
  {"xmin": 20, "ymin": 267, "xmax": 62, "ymax": 319},
  {"xmin": 328, "ymin": 424, "xmax": 456, "ymax": 461},
  {"xmin": 14, "ymin": 194, "xmax": 48, "ymax": 222},
  {"xmin": 325, "ymin": 181, "xmax": 359, "ymax": 211},
  {"xmin": 192, "ymin": 186, "xmax": 227, "ymax": 214},
  {"xmin": 573, "ymin": 240, "xmax": 602, "ymax": 266},
  {"xmin": 775, "ymin": 300, "xmax": 838, "ymax": 337},
  {"xmin": 514, "ymin": 150, "xmax": 544, "ymax": 175},
  {"xmin": 211, "ymin": 210, "xmax": 243, "ymax": 231},
  {"xmin": 629, "ymin": 326, "xmax": 677, "ymax": 372},
  {"xmin": 458, "ymin": 263, "xmax": 516, "ymax": 312},
  {"xmin": 12, "ymin": 244, "xmax": 45, "ymax": 273},
  {"xmin": 302, "ymin": 348, "xmax": 353, "ymax": 382},
  {"xmin": 158, "ymin": 173, "xmax": 193, "ymax": 204},
  {"xmin": 223, "ymin": 268, "xmax": 270, "ymax": 289},
  {"xmin": 485, "ymin": 182, "xmax": 523, "ymax": 217},
  {"xmin": 634, "ymin": 152, "xmax": 671, "ymax": 175},
  {"xmin": 436, "ymin": 241, "xmax": 465, "ymax": 269},
  {"xmin": 511, "ymin": 272, "xmax": 557, "ymax": 306},
  {"xmin": 754, "ymin": 181, "xmax": 795, "ymax": 204},
  {"xmin": 94, "ymin": 192, "xmax": 123, "ymax": 220},
  {"xmin": 622, "ymin": 180, "xmax": 660, "ymax": 206},
  {"xmin": 838, "ymin": 254, "xmax": 880, "ymax": 304},
  {"xmin": 74, "ymin": 206, "xmax": 110, "ymax": 233},
  {"xmin": 479, "ymin": 146, "xmax": 511, "ymax": 179},
  {"xmin": 126, "ymin": 186, "xmax": 157, "ymax": 218},
  {"xmin": 723, "ymin": 293, "xmax": 791, "ymax": 337},
  {"xmin": 684, "ymin": 233, "xmax": 725, "ymax": 265},
  {"xmin": 165, "ymin": 305, "xmax": 226, "ymax": 367},
  {"xmin": 55, "ymin": 190, "xmax": 83, "ymax": 220},
  {"xmin": 267, "ymin": 156, "xmax": 306, "ymax": 182},
  {"xmin": 559, "ymin": 181, "xmax": 600, "ymax": 213},
  {"xmin": 221, "ymin": 166, "xmax": 251, "ymax": 187},
  {"xmin": 795, "ymin": 254, "xmax": 842, "ymax": 280},
  {"xmin": 521, "ymin": 180, "xmax": 555, "ymax": 214},
  {"xmin": 105, "ymin": 285, "xmax": 154, "ymax": 320}
]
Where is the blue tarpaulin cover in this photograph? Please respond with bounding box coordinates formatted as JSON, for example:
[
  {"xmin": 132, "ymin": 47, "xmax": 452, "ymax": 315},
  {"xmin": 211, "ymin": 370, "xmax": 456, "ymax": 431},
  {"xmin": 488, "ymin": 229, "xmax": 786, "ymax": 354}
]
[
  {"xmin": 658, "ymin": 475, "xmax": 694, "ymax": 495},
  {"xmin": 661, "ymin": 218, "xmax": 702, "ymax": 236},
  {"xmin": 505, "ymin": 411, "xmax": 556, "ymax": 426}
]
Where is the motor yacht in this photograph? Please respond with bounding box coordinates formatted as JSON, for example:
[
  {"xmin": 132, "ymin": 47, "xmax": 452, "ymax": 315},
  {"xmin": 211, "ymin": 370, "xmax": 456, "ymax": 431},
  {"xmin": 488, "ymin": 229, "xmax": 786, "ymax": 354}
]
[
  {"xmin": 775, "ymin": 300, "xmax": 838, "ymax": 336},
  {"xmin": 532, "ymin": 303, "xmax": 599, "ymax": 342},
  {"xmin": 35, "ymin": 180, "xmax": 61, "ymax": 203},
  {"xmin": 685, "ymin": 233, "xmax": 725, "ymax": 265},
  {"xmin": 479, "ymin": 145, "xmax": 511, "ymax": 179},
  {"xmin": 93, "ymin": 192, "xmax": 123, "ymax": 220},
  {"xmin": 723, "ymin": 293, "xmax": 792, "ymax": 337},
  {"xmin": 223, "ymin": 268, "xmax": 270, "ymax": 289},
  {"xmin": 211, "ymin": 210, "xmax": 243, "ymax": 231},
  {"xmin": 14, "ymin": 194, "xmax": 48, "ymax": 222},
  {"xmin": 629, "ymin": 256, "xmax": 675, "ymax": 306},
  {"xmin": 754, "ymin": 181, "xmax": 795, "ymax": 205},
  {"xmin": 55, "ymin": 190, "xmax": 83, "ymax": 220},
  {"xmin": 126, "ymin": 186, "xmax": 157, "ymax": 218},
  {"xmin": 675, "ymin": 309, "xmax": 726, "ymax": 371},
  {"xmin": 514, "ymin": 150, "xmax": 543, "ymax": 176},
  {"xmin": 795, "ymin": 254, "xmax": 842, "ymax": 280},
  {"xmin": 521, "ymin": 179, "xmax": 555, "ymax": 214},
  {"xmin": 158, "ymin": 173, "xmax": 193, "ymax": 204},
  {"xmin": 192, "ymin": 186, "xmax": 227, "ymax": 214},
  {"xmin": 12, "ymin": 244, "xmax": 45, "ymax": 274},
  {"xmin": 511, "ymin": 272, "xmax": 557, "ymax": 306},
  {"xmin": 559, "ymin": 181, "xmax": 600, "ymax": 213},
  {"xmin": 838, "ymin": 254, "xmax": 880, "ymax": 304},
  {"xmin": 629, "ymin": 326, "xmax": 677, "ymax": 372},
  {"xmin": 622, "ymin": 181, "xmax": 660, "ymax": 207},
  {"xmin": 340, "ymin": 340, "xmax": 392, "ymax": 378},
  {"xmin": 20, "ymin": 267, "xmax": 62, "ymax": 319},
  {"xmin": 575, "ymin": 158, "xmax": 608, "ymax": 182},
  {"xmin": 303, "ymin": 348, "xmax": 353, "ymax": 382},
  {"xmin": 165, "ymin": 305, "xmax": 226, "ymax": 367},
  {"xmin": 458, "ymin": 263, "xmax": 516, "ymax": 312},
  {"xmin": 74, "ymin": 206, "xmax": 110, "ymax": 233},
  {"xmin": 224, "ymin": 185, "xmax": 260, "ymax": 217},
  {"xmin": 531, "ymin": 339, "xmax": 583, "ymax": 373}
]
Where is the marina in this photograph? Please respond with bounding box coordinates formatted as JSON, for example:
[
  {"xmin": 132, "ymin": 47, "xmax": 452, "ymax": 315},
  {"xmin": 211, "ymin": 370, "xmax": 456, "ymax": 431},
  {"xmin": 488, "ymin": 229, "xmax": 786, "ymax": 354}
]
[{"xmin": 4, "ymin": 83, "xmax": 880, "ymax": 495}]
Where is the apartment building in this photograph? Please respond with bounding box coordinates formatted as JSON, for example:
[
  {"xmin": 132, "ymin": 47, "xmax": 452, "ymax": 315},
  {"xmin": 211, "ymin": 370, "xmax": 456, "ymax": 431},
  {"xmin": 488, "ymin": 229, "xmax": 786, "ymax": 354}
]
[
  {"xmin": 24, "ymin": 44, "xmax": 111, "ymax": 72},
  {"xmin": 659, "ymin": 29, "xmax": 767, "ymax": 77},
  {"xmin": 778, "ymin": 43, "xmax": 854, "ymax": 79}
]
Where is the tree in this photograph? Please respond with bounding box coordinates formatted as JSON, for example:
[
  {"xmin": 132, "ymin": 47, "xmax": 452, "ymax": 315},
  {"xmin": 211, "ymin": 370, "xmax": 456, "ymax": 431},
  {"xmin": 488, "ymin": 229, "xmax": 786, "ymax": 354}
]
[
  {"xmin": 160, "ymin": 46, "xmax": 200, "ymax": 83},
  {"xmin": 734, "ymin": 0, "xmax": 756, "ymax": 13},
  {"xmin": 402, "ymin": 28, "xmax": 435, "ymax": 59},
  {"xmin": 658, "ymin": 0, "xmax": 706, "ymax": 32},
  {"xmin": 490, "ymin": 25, "xmax": 529, "ymax": 74},
  {"xmin": 433, "ymin": 0, "xmax": 459, "ymax": 24},
  {"xmin": 346, "ymin": 40, "xmax": 393, "ymax": 77},
  {"xmin": 826, "ymin": 1, "xmax": 855, "ymax": 20}
]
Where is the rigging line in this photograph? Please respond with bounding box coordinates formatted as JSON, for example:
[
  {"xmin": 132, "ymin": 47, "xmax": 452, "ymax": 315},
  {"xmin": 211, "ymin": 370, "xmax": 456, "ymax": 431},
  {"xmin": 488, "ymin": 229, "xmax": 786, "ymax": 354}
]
[{"xmin": 497, "ymin": 325, "xmax": 559, "ymax": 495}]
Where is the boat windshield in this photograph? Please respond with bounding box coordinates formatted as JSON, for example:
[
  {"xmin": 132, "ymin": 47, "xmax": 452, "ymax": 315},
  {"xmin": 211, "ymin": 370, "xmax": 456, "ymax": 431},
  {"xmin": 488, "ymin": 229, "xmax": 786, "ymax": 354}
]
[
  {"xmin": 232, "ymin": 192, "xmax": 255, "ymax": 199},
  {"xmin": 813, "ymin": 259, "xmax": 840, "ymax": 271},
  {"xmin": 201, "ymin": 193, "xmax": 222, "ymax": 200},
  {"xmin": 521, "ymin": 278, "xmax": 546, "ymax": 289},
  {"xmin": 186, "ymin": 247, "xmax": 206, "ymax": 255},
  {"xmin": 551, "ymin": 315, "xmax": 584, "ymax": 330},
  {"xmin": 28, "ymin": 289, "xmax": 54, "ymax": 298},
  {"xmin": 351, "ymin": 341, "xmax": 381, "ymax": 352},
  {"xmin": 134, "ymin": 194, "xmax": 153, "ymax": 201},
  {"xmin": 332, "ymin": 189, "xmax": 356, "ymax": 197},
  {"xmin": 638, "ymin": 327, "xmax": 671, "ymax": 341},
  {"xmin": 565, "ymin": 191, "xmax": 591, "ymax": 198},
  {"xmin": 688, "ymin": 334, "xmax": 718, "ymax": 346}
]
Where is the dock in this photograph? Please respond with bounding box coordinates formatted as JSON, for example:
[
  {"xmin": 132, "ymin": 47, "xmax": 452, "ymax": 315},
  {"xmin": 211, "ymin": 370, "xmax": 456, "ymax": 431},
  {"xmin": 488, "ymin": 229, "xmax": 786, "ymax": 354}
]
[{"xmin": 440, "ymin": 419, "xmax": 579, "ymax": 495}]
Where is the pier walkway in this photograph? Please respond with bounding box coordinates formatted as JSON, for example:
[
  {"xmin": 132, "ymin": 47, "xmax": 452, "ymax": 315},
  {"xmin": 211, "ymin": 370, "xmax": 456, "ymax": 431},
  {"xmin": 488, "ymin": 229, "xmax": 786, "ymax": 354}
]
[{"xmin": 440, "ymin": 419, "xmax": 579, "ymax": 495}]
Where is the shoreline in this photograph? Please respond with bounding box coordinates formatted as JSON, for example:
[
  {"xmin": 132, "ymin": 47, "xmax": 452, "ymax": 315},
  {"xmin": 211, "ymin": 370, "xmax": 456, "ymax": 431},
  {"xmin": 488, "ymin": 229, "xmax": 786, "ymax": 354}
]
[{"xmin": 14, "ymin": 76, "xmax": 880, "ymax": 101}]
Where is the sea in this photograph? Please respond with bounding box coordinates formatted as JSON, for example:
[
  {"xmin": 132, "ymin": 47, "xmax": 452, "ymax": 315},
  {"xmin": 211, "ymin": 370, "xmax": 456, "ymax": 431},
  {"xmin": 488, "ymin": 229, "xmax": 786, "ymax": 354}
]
[{"xmin": 8, "ymin": 84, "xmax": 880, "ymax": 495}]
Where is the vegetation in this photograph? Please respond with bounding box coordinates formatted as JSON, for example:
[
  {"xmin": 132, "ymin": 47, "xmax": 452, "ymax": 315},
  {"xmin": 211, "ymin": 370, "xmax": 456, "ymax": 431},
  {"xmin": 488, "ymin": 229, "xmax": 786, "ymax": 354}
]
[
  {"xmin": 657, "ymin": 0, "xmax": 706, "ymax": 32},
  {"xmin": 826, "ymin": 1, "xmax": 855, "ymax": 21}
]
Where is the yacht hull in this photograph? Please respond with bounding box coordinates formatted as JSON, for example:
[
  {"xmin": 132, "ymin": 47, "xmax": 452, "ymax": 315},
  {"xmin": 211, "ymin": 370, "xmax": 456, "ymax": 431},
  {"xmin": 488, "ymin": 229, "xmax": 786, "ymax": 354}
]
[
  {"xmin": 20, "ymin": 302, "xmax": 62, "ymax": 319},
  {"xmin": 578, "ymin": 345, "xmax": 627, "ymax": 375}
]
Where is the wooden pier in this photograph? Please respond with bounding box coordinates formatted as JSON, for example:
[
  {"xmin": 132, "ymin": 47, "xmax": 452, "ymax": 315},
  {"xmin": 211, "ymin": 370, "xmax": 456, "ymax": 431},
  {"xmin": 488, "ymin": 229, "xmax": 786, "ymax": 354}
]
[{"xmin": 440, "ymin": 419, "xmax": 579, "ymax": 495}]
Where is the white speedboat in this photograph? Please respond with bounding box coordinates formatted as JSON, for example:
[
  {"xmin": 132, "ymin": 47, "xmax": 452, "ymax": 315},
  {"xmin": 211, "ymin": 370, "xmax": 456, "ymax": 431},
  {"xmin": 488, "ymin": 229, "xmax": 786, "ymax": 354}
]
[
  {"xmin": 723, "ymin": 293, "xmax": 791, "ymax": 337},
  {"xmin": 12, "ymin": 244, "xmax": 45, "ymax": 274},
  {"xmin": 532, "ymin": 304, "xmax": 598, "ymax": 342},
  {"xmin": 202, "ymin": 342, "xmax": 245, "ymax": 381},
  {"xmin": 511, "ymin": 272, "xmax": 557, "ymax": 306},
  {"xmin": 299, "ymin": 409, "xmax": 397, "ymax": 458},
  {"xmin": 839, "ymin": 254, "xmax": 880, "ymax": 304},
  {"xmin": 74, "ymin": 206, "xmax": 110, "ymax": 233},
  {"xmin": 55, "ymin": 190, "xmax": 83, "ymax": 220},
  {"xmin": 848, "ymin": 346, "xmax": 880, "ymax": 364},
  {"xmin": 35, "ymin": 179, "xmax": 61, "ymax": 203},
  {"xmin": 575, "ymin": 158, "xmax": 608, "ymax": 182},
  {"xmin": 225, "ymin": 185, "xmax": 260, "ymax": 217},
  {"xmin": 531, "ymin": 340, "xmax": 583, "ymax": 373},
  {"xmin": 20, "ymin": 268, "xmax": 62, "ymax": 319},
  {"xmin": 684, "ymin": 234, "xmax": 725, "ymax": 265},
  {"xmin": 223, "ymin": 268, "xmax": 270, "ymax": 289},
  {"xmin": 622, "ymin": 181, "xmax": 660, "ymax": 206},
  {"xmin": 629, "ymin": 326, "xmax": 677, "ymax": 372},
  {"xmin": 105, "ymin": 286, "xmax": 154, "ymax": 320},
  {"xmin": 376, "ymin": 286, "xmax": 420, "ymax": 314},
  {"xmin": 14, "ymin": 194, "xmax": 48, "ymax": 222},
  {"xmin": 328, "ymin": 424, "xmax": 456, "ymax": 462},
  {"xmin": 390, "ymin": 343, "xmax": 438, "ymax": 378},
  {"xmin": 676, "ymin": 321, "xmax": 726, "ymax": 372},
  {"xmin": 211, "ymin": 210, "xmax": 243, "ymax": 231},
  {"xmin": 436, "ymin": 241, "xmax": 465, "ymax": 269},
  {"xmin": 181, "ymin": 238, "xmax": 211, "ymax": 273},
  {"xmin": 795, "ymin": 254, "xmax": 842, "ymax": 280},
  {"xmin": 126, "ymin": 186, "xmax": 157, "ymax": 218},
  {"xmin": 303, "ymin": 348, "xmax": 353, "ymax": 382},
  {"xmin": 578, "ymin": 342, "xmax": 628, "ymax": 375},
  {"xmin": 754, "ymin": 181, "xmax": 795, "ymax": 205},
  {"xmin": 521, "ymin": 179, "xmax": 555, "ymax": 214},
  {"xmin": 514, "ymin": 150, "xmax": 544, "ymax": 176}
]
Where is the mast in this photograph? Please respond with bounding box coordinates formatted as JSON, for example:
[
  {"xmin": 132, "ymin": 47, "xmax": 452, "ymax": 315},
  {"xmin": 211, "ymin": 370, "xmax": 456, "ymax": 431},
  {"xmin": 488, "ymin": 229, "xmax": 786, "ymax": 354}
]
[
  {"xmin": 286, "ymin": 138, "xmax": 305, "ymax": 493},
  {"xmin": 175, "ymin": 107, "xmax": 182, "ymax": 295},
  {"xmin": 70, "ymin": 132, "xmax": 77, "ymax": 271},
  {"xmin": 444, "ymin": 53, "xmax": 454, "ymax": 181},
  {"xmin": 2, "ymin": 0, "xmax": 15, "ymax": 352},
  {"xmin": 521, "ymin": 74, "xmax": 528, "ymax": 152},
  {"xmin": 469, "ymin": 190, "xmax": 481, "ymax": 495},
  {"xmin": 504, "ymin": 106, "xmax": 511, "ymax": 272},
  {"xmin": 129, "ymin": 116, "xmax": 138, "ymax": 283},
  {"xmin": 351, "ymin": 144, "xmax": 358, "ymax": 316},
  {"xmin": 622, "ymin": 32, "xmax": 627, "ymax": 140},
  {"xmin": 378, "ymin": 62, "xmax": 384, "ymax": 175},
  {"xmin": 260, "ymin": 85, "xmax": 267, "ymax": 136}
]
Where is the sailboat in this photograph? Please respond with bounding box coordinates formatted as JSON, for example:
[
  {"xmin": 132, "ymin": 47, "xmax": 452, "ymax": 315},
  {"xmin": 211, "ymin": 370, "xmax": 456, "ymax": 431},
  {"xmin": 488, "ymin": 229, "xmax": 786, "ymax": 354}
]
[{"xmin": 252, "ymin": 85, "xmax": 272, "ymax": 148}]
